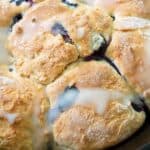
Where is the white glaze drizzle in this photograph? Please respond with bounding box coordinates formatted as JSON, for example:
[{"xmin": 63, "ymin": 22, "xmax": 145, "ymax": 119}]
[
  {"xmin": 0, "ymin": 76, "xmax": 14, "ymax": 84},
  {"xmin": 75, "ymin": 88, "xmax": 130, "ymax": 114},
  {"xmin": 0, "ymin": 109, "xmax": 18, "ymax": 125},
  {"xmin": 114, "ymin": 17, "xmax": 150, "ymax": 30}
]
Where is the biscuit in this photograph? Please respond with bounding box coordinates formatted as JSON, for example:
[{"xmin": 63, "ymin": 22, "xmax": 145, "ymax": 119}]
[
  {"xmin": 46, "ymin": 60, "xmax": 145, "ymax": 149},
  {"xmin": 46, "ymin": 61, "xmax": 130, "ymax": 105},
  {"xmin": 0, "ymin": 70, "xmax": 49, "ymax": 149},
  {"xmin": 80, "ymin": 0, "xmax": 150, "ymax": 19},
  {"xmin": 106, "ymin": 19, "xmax": 150, "ymax": 107},
  {"xmin": 0, "ymin": 0, "xmax": 149, "ymax": 149},
  {"xmin": 0, "ymin": 0, "xmax": 31, "ymax": 27},
  {"xmin": 7, "ymin": 0, "xmax": 112, "ymax": 84}
]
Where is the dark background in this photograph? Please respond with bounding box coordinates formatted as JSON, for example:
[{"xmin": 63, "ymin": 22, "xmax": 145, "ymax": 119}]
[{"xmin": 109, "ymin": 119, "xmax": 150, "ymax": 150}]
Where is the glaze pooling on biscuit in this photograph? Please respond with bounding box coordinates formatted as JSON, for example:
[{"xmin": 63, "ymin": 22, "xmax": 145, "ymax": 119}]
[
  {"xmin": 0, "ymin": 0, "xmax": 33, "ymax": 27},
  {"xmin": 10, "ymin": 0, "xmax": 33, "ymax": 6},
  {"xmin": 55, "ymin": 85, "xmax": 79, "ymax": 111}
]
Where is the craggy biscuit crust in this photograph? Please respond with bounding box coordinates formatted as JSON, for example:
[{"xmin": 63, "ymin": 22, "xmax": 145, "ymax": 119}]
[
  {"xmin": 7, "ymin": 0, "xmax": 112, "ymax": 84},
  {"xmin": 0, "ymin": 0, "xmax": 149, "ymax": 149}
]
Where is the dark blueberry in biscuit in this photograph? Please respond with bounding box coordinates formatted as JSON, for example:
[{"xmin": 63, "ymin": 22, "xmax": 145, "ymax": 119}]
[
  {"xmin": 131, "ymin": 101, "xmax": 144, "ymax": 112},
  {"xmin": 64, "ymin": 85, "xmax": 78, "ymax": 92},
  {"xmin": 10, "ymin": 13, "xmax": 22, "ymax": 29},
  {"xmin": 111, "ymin": 15, "xmax": 115, "ymax": 21},
  {"xmin": 9, "ymin": 67, "xmax": 13, "ymax": 72},
  {"xmin": 91, "ymin": 34, "xmax": 108, "ymax": 54},
  {"xmin": 131, "ymin": 96, "xmax": 145, "ymax": 112},
  {"xmin": 62, "ymin": 0, "xmax": 78, "ymax": 8},
  {"xmin": 51, "ymin": 22, "xmax": 73, "ymax": 44},
  {"xmin": 10, "ymin": 0, "xmax": 32, "ymax": 5}
]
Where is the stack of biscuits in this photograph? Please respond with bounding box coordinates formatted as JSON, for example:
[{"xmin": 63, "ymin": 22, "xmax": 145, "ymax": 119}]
[{"xmin": 0, "ymin": 0, "xmax": 150, "ymax": 149}]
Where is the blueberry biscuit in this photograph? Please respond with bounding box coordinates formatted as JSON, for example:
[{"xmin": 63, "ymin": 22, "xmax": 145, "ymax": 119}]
[
  {"xmin": 0, "ymin": 0, "xmax": 31, "ymax": 27},
  {"xmin": 106, "ymin": 18, "xmax": 150, "ymax": 107},
  {"xmin": 46, "ymin": 60, "xmax": 145, "ymax": 150},
  {"xmin": 0, "ymin": 0, "xmax": 149, "ymax": 149},
  {"xmin": 7, "ymin": 0, "xmax": 112, "ymax": 84}
]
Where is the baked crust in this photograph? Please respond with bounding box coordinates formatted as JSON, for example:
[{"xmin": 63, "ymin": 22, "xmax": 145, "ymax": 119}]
[
  {"xmin": 46, "ymin": 61, "xmax": 130, "ymax": 106},
  {"xmin": 7, "ymin": 0, "xmax": 112, "ymax": 84},
  {"xmin": 46, "ymin": 60, "xmax": 145, "ymax": 150},
  {"xmin": 106, "ymin": 20, "xmax": 150, "ymax": 106},
  {"xmin": 0, "ymin": 0, "xmax": 149, "ymax": 149},
  {"xmin": 80, "ymin": 0, "xmax": 150, "ymax": 19}
]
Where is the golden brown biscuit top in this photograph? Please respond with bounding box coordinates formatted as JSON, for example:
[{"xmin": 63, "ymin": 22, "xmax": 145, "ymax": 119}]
[
  {"xmin": 0, "ymin": 73, "xmax": 49, "ymax": 123},
  {"xmin": 7, "ymin": 0, "xmax": 112, "ymax": 84},
  {"xmin": 0, "ymin": 74, "xmax": 48, "ymax": 149},
  {"xmin": 0, "ymin": 0, "xmax": 149, "ymax": 149},
  {"xmin": 53, "ymin": 102, "xmax": 145, "ymax": 150},
  {"xmin": 46, "ymin": 61, "xmax": 130, "ymax": 106},
  {"xmin": 8, "ymin": 0, "xmax": 112, "ymax": 56},
  {"xmin": 113, "ymin": 16, "xmax": 150, "ymax": 30}
]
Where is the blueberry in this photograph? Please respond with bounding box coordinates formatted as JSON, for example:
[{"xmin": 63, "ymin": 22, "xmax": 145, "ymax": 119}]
[
  {"xmin": 62, "ymin": 0, "xmax": 78, "ymax": 8},
  {"xmin": 64, "ymin": 85, "xmax": 78, "ymax": 92},
  {"xmin": 51, "ymin": 22, "xmax": 73, "ymax": 44},
  {"xmin": 10, "ymin": 0, "xmax": 33, "ymax": 6},
  {"xmin": 111, "ymin": 15, "xmax": 115, "ymax": 21},
  {"xmin": 10, "ymin": 13, "xmax": 22, "ymax": 29},
  {"xmin": 48, "ymin": 85, "xmax": 79, "ymax": 123}
]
